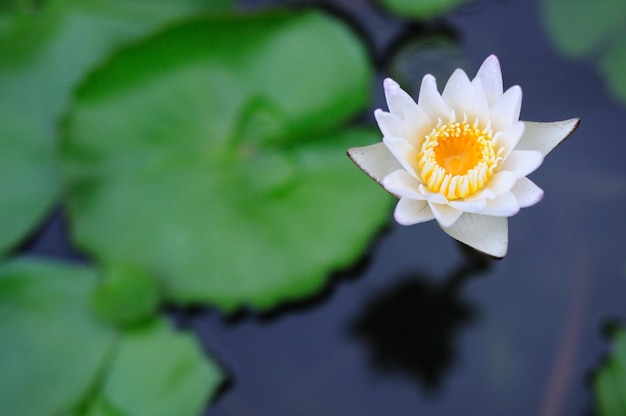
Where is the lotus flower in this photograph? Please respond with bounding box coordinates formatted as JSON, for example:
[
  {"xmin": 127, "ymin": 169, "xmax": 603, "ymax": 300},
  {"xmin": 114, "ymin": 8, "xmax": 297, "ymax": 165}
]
[{"xmin": 349, "ymin": 55, "xmax": 579, "ymax": 257}]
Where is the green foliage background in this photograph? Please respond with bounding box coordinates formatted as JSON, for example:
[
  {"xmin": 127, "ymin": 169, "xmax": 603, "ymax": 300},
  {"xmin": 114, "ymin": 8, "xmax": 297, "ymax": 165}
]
[{"xmin": 0, "ymin": 0, "xmax": 398, "ymax": 414}]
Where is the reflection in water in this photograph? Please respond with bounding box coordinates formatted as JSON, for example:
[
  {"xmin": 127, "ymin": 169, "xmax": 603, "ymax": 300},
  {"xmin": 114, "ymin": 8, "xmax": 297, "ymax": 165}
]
[{"xmin": 351, "ymin": 246, "xmax": 491, "ymax": 392}]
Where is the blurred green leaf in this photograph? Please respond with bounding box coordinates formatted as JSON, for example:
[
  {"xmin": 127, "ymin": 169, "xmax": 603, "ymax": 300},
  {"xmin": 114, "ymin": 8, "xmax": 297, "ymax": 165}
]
[
  {"xmin": 542, "ymin": 0, "xmax": 626, "ymax": 104},
  {"xmin": 594, "ymin": 326, "xmax": 626, "ymax": 416},
  {"xmin": 0, "ymin": 104, "xmax": 58, "ymax": 254},
  {"xmin": 0, "ymin": 258, "xmax": 116, "ymax": 416},
  {"xmin": 93, "ymin": 319, "xmax": 223, "ymax": 416},
  {"xmin": 0, "ymin": 0, "xmax": 233, "ymax": 123},
  {"xmin": 542, "ymin": 0, "xmax": 626, "ymax": 57},
  {"xmin": 61, "ymin": 11, "xmax": 390, "ymax": 311},
  {"xmin": 0, "ymin": 0, "xmax": 41, "ymax": 19},
  {"xmin": 599, "ymin": 35, "xmax": 626, "ymax": 104},
  {"xmin": 91, "ymin": 263, "xmax": 161, "ymax": 328},
  {"xmin": 0, "ymin": 259, "xmax": 223, "ymax": 416},
  {"xmin": 82, "ymin": 397, "xmax": 128, "ymax": 416},
  {"xmin": 376, "ymin": 0, "xmax": 468, "ymax": 19},
  {"xmin": 0, "ymin": 0, "xmax": 232, "ymax": 254}
]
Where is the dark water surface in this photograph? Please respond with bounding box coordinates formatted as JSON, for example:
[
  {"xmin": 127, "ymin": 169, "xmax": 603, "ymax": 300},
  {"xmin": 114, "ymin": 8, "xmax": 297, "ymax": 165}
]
[{"xmin": 194, "ymin": 0, "xmax": 626, "ymax": 415}]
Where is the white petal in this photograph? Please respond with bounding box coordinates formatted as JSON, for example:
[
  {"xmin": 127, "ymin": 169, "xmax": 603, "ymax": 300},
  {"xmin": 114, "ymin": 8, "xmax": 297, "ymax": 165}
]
[
  {"xmin": 472, "ymin": 54, "xmax": 503, "ymax": 106},
  {"xmin": 382, "ymin": 169, "xmax": 426, "ymax": 200},
  {"xmin": 440, "ymin": 70, "xmax": 490, "ymax": 125},
  {"xmin": 442, "ymin": 213, "xmax": 508, "ymax": 258},
  {"xmin": 490, "ymin": 85, "xmax": 522, "ymax": 132},
  {"xmin": 511, "ymin": 177, "xmax": 544, "ymax": 208},
  {"xmin": 404, "ymin": 104, "xmax": 433, "ymax": 149},
  {"xmin": 468, "ymin": 78, "xmax": 490, "ymax": 127},
  {"xmin": 383, "ymin": 78, "xmax": 418, "ymax": 120},
  {"xmin": 379, "ymin": 79, "xmax": 434, "ymax": 150},
  {"xmin": 495, "ymin": 121, "xmax": 525, "ymax": 159},
  {"xmin": 417, "ymin": 184, "xmax": 448, "ymax": 205},
  {"xmin": 466, "ymin": 170, "xmax": 517, "ymax": 201},
  {"xmin": 449, "ymin": 198, "xmax": 487, "ymax": 213},
  {"xmin": 501, "ymin": 150, "xmax": 544, "ymax": 178},
  {"xmin": 383, "ymin": 136, "xmax": 419, "ymax": 178},
  {"xmin": 374, "ymin": 109, "xmax": 406, "ymax": 139},
  {"xmin": 442, "ymin": 69, "xmax": 472, "ymax": 116},
  {"xmin": 486, "ymin": 171, "xmax": 518, "ymax": 196},
  {"xmin": 348, "ymin": 143, "xmax": 402, "ymax": 185},
  {"xmin": 394, "ymin": 198, "xmax": 434, "ymax": 225},
  {"xmin": 479, "ymin": 191, "xmax": 520, "ymax": 216},
  {"xmin": 517, "ymin": 118, "xmax": 580, "ymax": 156},
  {"xmin": 417, "ymin": 74, "xmax": 451, "ymax": 123},
  {"xmin": 429, "ymin": 202, "xmax": 463, "ymax": 227}
]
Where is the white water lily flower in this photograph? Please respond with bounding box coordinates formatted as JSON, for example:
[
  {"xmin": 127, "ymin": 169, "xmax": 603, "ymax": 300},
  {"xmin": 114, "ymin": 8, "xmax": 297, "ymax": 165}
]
[{"xmin": 349, "ymin": 55, "xmax": 579, "ymax": 257}]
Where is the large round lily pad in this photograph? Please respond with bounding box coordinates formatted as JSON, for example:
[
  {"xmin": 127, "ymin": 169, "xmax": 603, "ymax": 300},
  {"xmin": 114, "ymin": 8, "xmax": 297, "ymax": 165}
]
[
  {"xmin": 0, "ymin": 0, "xmax": 232, "ymax": 255},
  {"xmin": 0, "ymin": 105, "xmax": 58, "ymax": 254},
  {"xmin": 61, "ymin": 12, "xmax": 391, "ymax": 311},
  {"xmin": 0, "ymin": 259, "xmax": 116, "ymax": 416}
]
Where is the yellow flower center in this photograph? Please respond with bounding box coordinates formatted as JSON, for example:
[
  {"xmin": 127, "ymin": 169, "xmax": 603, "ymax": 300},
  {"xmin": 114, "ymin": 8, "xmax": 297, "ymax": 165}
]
[{"xmin": 417, "ymin": 117, "xmax": 502, "ymax": 200}]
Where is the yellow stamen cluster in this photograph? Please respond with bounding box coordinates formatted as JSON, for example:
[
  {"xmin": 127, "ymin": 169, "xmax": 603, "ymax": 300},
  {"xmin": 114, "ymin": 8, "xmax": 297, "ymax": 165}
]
[{"xmin": 417, "ymin": 116, "xmax": 502, "ymax": 200}]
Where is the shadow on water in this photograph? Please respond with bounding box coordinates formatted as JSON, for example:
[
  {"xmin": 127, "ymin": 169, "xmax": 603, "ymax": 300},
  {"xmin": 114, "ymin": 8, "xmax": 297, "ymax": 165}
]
[{"xmin": 350, "ymin": 245, "xmax": 492, "ymax": 392}]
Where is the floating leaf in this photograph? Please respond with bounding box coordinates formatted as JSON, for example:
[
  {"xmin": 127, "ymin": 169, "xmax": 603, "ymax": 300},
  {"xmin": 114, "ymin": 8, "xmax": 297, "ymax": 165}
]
[
  {"xmin": 0, "ymin": 259, "xmax": 116, "ymax": 416},
  {"xmin": 0, "ymin": 0, "xmax": 233, "ymax": 124},
  {"xmin": 594, "ymin": 326, "xmax": 626, "ymax": 416},
  {"xmin": 82, "ymin": 397, "xmax": 127, "ymax": 416},
  {"xmin": 0, "ymin": 259, "xmax": 223, "ymax": 416},
  {"xmin": 376, "ymin": 0, "xmax": 468, "ymax": 20},
  {"xmin": 0, "ymin": 104, "xmax": 58, "ymax": 254},
  {"xmin": 0, "ymin": 0, "xmax": 232, "ymax": 254},
  {"xmin": 90, "ymin": 263, "xmax": 161, "ymax": 328},
  {"xmin": 600, "ymin": 35, "xmax": 626, "ymax": 103},
  {"xmin": 61, "ymin": 12, "xmax": 390, "ymax": 311},
  {"xmin": 541, "ymin": 0, "xmax": 626, "ymax": 104},
  {"xmin": 91, "ymin": 319, "xmax": 224, "ymax": 416},
  {"xmin": 541, "ymin": 0, "xmax": 626, "ymax": 57}
]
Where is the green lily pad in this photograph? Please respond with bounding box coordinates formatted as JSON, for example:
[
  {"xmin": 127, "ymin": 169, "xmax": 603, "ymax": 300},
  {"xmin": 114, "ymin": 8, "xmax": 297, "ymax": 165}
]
[
  {"xmin": 0, "ymin": 104, "xmax": 58, "ymax": 254},
  {"xmin": 0, "ymin": 0, "xmax": 232, "ymax": 255},
  {"xmin": 599, "ymin": 35, "xmax": 626, "ymax": 104},
  {"xmin": 376, "ymin": 0, "xmax": 468, "ymax": 20},
  {"xmin": 542, "ymin": 0, "xmax": 626, "ymax": 104},
  {"xmin": 0, "ymin": 259, "xmax": 224, "ymax": 416},
  {"xmin": 82, "ymin": 397, "xmax": 127, "ymax": 416},
  {"xmin": 0, "ymin": 258, "xmax": 116, "ymax": 416},
  {"xmin": 92, "ymin": 319, "xmax": 224, "ymax": 416},
  {"xmin": 542, "ymin": 0, "xmax": 626, "ymax": 57},
  {"xmin": 0, "ymin": 0, "xmax": 233, "ymax": 123},
  {"xmin": 90, "ymin": 262, "xmax": 161, "ymax": 328},
  {"xmin": 594, "ymin": 326, "xmax": 626, "ymax": 416},
  {"xmin": 61, "ymin": 11, "xmax": 390, "ymax": 311}
]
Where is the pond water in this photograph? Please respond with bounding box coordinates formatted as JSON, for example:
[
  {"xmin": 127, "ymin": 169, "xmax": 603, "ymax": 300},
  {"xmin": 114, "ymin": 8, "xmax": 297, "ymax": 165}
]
[{"xmin": 189, "ymin": 0, "xmax": 626, "ymax": 415}]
